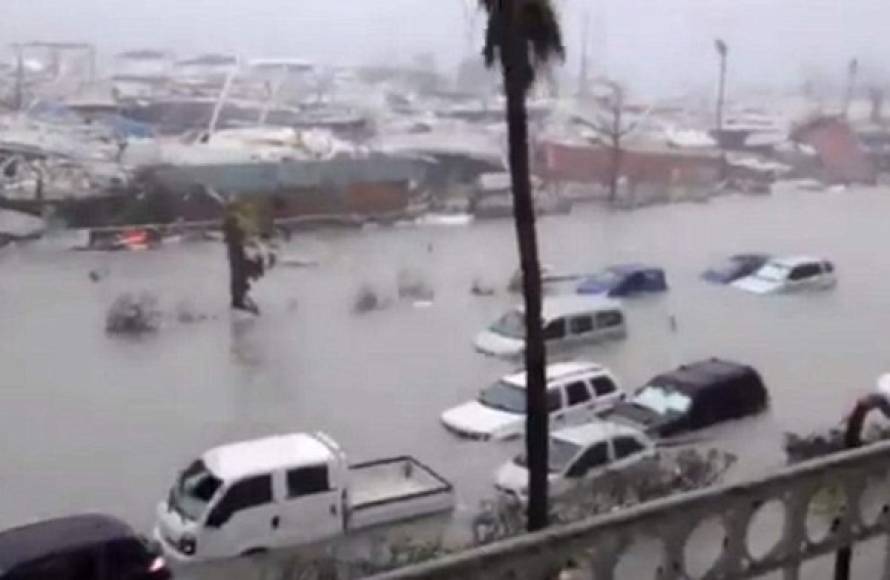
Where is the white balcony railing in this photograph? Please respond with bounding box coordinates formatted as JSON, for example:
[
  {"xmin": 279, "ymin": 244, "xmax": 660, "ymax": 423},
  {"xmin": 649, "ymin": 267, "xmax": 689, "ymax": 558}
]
[{"xmin": 369, "ymin": 440, "xmax": 890, "ymax": 580}]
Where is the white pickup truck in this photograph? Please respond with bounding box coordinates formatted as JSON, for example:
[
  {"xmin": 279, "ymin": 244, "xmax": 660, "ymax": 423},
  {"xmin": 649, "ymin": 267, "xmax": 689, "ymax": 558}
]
[{"xmin": 154, "ymin": 432, "xmax": 454, "ymax": 563}]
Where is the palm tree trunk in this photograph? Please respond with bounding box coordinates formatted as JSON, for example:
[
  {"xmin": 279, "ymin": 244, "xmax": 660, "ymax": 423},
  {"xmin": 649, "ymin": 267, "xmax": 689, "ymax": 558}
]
[{"xmin": 502, "ymin": 0, "xmax": 549, "ymax": 532}]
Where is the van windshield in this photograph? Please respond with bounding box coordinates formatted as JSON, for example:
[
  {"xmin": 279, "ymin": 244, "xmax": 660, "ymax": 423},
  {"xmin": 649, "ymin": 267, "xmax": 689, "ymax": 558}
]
[
  {"xmin": 490, "ymin": 309, "xmax": 525, "ymax": 339},
  {"xmin": 170, "ymin": 460, "xmax": 222, "ymax": 522},
  {"xmin": 632, "ymin": 385, "xmax": 692, "ymax": 416},
  {"xmin": 478, "ymin": 380, "xmax": 526, "ymax": 414}
]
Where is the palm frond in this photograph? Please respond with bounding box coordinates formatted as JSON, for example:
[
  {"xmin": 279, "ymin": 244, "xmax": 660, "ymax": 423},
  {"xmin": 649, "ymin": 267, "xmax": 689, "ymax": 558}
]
[{"xmin": 479, "ymin": 0, "xmax": 565, "ymax": 90}]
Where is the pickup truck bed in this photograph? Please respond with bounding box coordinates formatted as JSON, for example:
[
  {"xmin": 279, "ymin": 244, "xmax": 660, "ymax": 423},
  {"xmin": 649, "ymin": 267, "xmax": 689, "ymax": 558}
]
[{"xmin": 346, "ymin": 457, "xmax": 454, "ymax": 530}]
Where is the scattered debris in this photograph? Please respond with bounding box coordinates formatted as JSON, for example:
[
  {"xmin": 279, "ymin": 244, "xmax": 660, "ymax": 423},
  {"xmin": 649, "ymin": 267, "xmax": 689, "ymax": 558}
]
[
  {"xmin": 105, "ymin": 292, "xmax": 162, "ymax": 334},
  {"xmin": 279, "ymin": 254, "xmax": 320, "ymax": 268},
  {"xmin": 88, "ymin": 267, "xmax": 110, "ymax": 283},
  {"xmin": 175, "ymin": 300, "xmax": 211, "ymax": 324},
  {"xmin": 784, "ymin": 423, "xmax": 890, "ymax": 464},
  {"xmin": 471, "ymin": 278, "xmax": 496, "ymax": 296},
  {"xmin": 354, "ymin": 285, "xmax": 388, "ymax": 314},
  {"xmin": 397, "ymin": 268, "xmax": 434, "ymax": 301},
  {"xmin": 473, "ymin": 447, "xmax": 737, "ymax": 545}
]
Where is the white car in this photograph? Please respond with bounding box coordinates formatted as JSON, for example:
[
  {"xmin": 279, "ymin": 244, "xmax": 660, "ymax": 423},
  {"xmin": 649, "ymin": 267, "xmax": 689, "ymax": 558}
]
[
  {"xmin": 494, "ymin": 422, "xmax": 656, "ymax": 501},
  {"xmin": 440, "ymin": 362, "xmax": 623, "ymax": 441},
  {"xmin": 474, "ymin": 296, "xmax": 627, "ymax": 358},
  {"xmin": 732, "ymin": 256, "xmax": 836, "ymax": 294}
]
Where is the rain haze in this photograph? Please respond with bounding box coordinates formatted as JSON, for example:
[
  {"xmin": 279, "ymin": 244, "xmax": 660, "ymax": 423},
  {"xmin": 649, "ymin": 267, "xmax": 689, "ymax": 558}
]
[{"xmin": 3, "ymin": 1, "xmax": 890, "ymax": 579}]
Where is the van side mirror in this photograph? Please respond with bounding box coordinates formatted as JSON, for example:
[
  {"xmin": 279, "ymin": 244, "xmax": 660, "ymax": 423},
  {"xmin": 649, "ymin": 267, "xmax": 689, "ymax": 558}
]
[{"xmin": 206, "ymin": 506, "xmax": 230, "ymax": 528}]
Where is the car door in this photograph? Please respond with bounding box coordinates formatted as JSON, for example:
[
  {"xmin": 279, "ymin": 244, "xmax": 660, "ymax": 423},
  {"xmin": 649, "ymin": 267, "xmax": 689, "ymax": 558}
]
[
  {"xmin": 560, "ymin": 442, "xmax": 611, "ymax": 495},
  {"xmin": 203, "ymin": 473, "xmax": 276, "ymax": 557},
  {"xmin": 547, "ymin": 387, "xmax": 568, "ymax": 427},
  {"xmin": 563, "ymin": 379, "xmax": 596, "ymax": 423},
  {"xmin": 590, "ymin": 375, "xmax": 622, "ymax": 413},
  {"xmin": 278, "ymin": 464, "xmax": 342, "ymax": 546}
]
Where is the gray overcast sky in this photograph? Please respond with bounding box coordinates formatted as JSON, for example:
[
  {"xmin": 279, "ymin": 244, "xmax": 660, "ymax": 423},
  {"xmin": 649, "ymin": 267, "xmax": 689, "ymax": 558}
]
[{"xmin": 1, "ymin": 1, "xmax": 888, "ymax": 96}]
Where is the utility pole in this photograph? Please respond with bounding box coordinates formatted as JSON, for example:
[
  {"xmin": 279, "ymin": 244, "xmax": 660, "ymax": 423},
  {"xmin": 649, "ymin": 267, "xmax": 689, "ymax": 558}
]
[
  {"xmin": 578, "ymin": 7, "xmax": 590, "ymax": 98},
  {"xmin": 843, "ymin": 58, "xmax": 859, "ymax": 119},
  {"xmin": 14, "ymin": 44, "xmax": 24, "ymax": 111},
  {"xmin": 714, "ymin": 39, "xmax": 728, "ymax": 137},
  {"xmin": 715, "ymin": 39, "xmax": 729, "ymax": 180}
]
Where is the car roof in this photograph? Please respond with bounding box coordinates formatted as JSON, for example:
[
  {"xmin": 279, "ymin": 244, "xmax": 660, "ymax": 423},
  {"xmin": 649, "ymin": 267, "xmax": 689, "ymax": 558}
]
[
  {"xmin": 608, "ymin": 263, "xmax": 657, "ymax": 274},
  {"xmin": 503, "ymin": 361, "xmax": 607, "ymax": 388},
  {"xmin": 0, "ymin": 514, "xmax": 134, "ymax": 572},
  {"xmin": 770, "ymin": 255, "xmax": 827, "ymax": 267},
  {"xmin": 519, "ymin": 295, "xmax": 622, "ymax": 319},
  {"xmin": 552, "ymin": 421, "xmax": 645, "ymax": 446},
  {"xmin": 648, "ymin": 358, "xmax": 760, "ymax": 396},
  {"xmin": 203, "ymin": 433, "xmax": 334, "ymax": 481}
]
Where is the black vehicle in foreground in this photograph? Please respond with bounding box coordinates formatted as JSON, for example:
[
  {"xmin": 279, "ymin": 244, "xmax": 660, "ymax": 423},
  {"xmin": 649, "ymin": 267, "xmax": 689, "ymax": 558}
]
[
  {"xmin": 607, "ymin": 358, "xmax": 769, "ymax": 440},
  {"xmin": 0, "ymin": 514, "xmax": 170, "ymax": 580}
]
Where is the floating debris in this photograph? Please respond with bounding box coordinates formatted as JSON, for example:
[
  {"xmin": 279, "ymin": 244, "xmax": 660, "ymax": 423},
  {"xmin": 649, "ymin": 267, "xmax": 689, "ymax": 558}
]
[
  {"xmin": 354, "ymin": 285, "xmax": 388, "ymax": 314},
  {"xmin": 105, "ymin": 292, "xmax": 162, "ymax": 334},
  {"xmin": 471, "ymin": 278, "xmax": 496, "ymax": 296},
  {"xmin": 397, "ymin": 268, "xmax": 434, "ymax": 301},
  {"xmin": 175, "ymin": 300, "xmax": 211, "ymax": 324}
]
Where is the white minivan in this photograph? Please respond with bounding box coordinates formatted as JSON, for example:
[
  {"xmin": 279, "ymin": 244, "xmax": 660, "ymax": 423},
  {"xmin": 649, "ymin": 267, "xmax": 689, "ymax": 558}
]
[
  {"xmin": 733, "ymin": 256, "xmax": 836, "ymax": 294},
  {"xmin": 440, "ymin": 362, "xmax": 624, "ymax": 441},
  {"xmin": 474, "ymin": 296, "xmax": 626, "ymax": 358}
]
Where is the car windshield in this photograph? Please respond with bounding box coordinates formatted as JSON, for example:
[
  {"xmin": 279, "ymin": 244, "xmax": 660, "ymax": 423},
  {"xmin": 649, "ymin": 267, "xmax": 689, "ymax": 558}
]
[
  {"xmin": 490, "ymin": 309, "xmax": 525, "ymax": 339},
  {"xmin": 632, "ymin": 385, "xmax": 692, "ymax": 416},
  {"xmin": 514, "ymin": 438, "xmax": 582, "ymax": 473},
  {"xmin": 709, "ymin": 260, "xmax": 742, "ymax": 278},
  {"xmin": 755, "ymin": 262, "xmax": 790, "ymax": 282},
  {"xmin": 170, "ymin": 460, "xmax": 222, "ymax": 522},
  {"xmin": 478, "ymin": 380, "xmax": 526, "ymax": 414}
]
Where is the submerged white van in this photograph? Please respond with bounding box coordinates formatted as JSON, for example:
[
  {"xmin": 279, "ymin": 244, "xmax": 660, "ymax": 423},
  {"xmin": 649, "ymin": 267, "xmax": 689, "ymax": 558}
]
[{"xmin": 474, "ymin": 296, "xmax": 626, "ymax": 358}]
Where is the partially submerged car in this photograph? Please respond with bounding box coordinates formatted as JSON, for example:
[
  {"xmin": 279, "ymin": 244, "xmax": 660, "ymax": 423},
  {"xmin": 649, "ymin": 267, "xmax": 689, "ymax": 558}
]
[
  {"xmin": 441, "ymin": 362, "xmax": 623, "ymax": 441},
  {"xmin": 576, "ymin": 265, "xmax": 668, "ymax": 298},
  {"xmin": 474, "ymin": 296, "xmax": 626, "ymax": 358},
  {"xmin": 702, "ymin": 254, "xmax": 771, "ymax": 284},
  {"xmin": 732, "ymin": 256, "xmax": 836, "ymax": 294},
  {"xmin": 494, "ymin": 422, "xmax": 656, "ymax": 501},
  {"xmin": 0, "ymin": 514, "xmax": 170, "ymax": 580},
  {"xmin": 607, "ymin": 358, "xmax": 769, "ymax": 440}
]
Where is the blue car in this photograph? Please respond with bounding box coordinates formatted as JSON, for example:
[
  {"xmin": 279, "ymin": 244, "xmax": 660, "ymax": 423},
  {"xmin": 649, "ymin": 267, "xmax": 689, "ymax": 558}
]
[
  {"xmin": 577, "ymin": 264, "xmax": 668, "ymax": 297},
  {"xmin": 702, "ymin": 254, "xmax": 771, "ymax": 284}
]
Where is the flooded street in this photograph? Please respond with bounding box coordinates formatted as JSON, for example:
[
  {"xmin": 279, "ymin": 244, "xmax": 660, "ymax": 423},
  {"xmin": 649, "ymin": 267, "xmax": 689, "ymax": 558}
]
[{"xmin": 2, "ymin": 186, "xmax": 889, "ymax": 561}]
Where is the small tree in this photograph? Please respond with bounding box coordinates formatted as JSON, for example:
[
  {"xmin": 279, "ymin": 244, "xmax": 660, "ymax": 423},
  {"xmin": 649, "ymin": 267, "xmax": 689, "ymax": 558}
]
[{"xmin": 581, "ymin": 81, "xmax": 640, "ymax": 204}]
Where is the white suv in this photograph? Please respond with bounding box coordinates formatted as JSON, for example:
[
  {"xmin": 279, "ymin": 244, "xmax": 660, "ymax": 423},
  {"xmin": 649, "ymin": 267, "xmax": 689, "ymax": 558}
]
[{"xmin": 440, "ymin": 362, "xmax": 623, "ymax": 441}]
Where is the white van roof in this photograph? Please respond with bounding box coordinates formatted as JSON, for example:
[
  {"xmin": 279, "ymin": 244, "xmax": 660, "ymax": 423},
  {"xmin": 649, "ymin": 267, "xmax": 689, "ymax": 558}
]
[
  {"xmin": 203, "ymin": 433, "xmax": 334, "ymax": 480},
  {"xmin": 503, "ymin": 361, "xmax": 607, "ymax": 388},
  {"xmin": 539, "ymin": 295, "xmax": 622, "ymax": 320}
]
